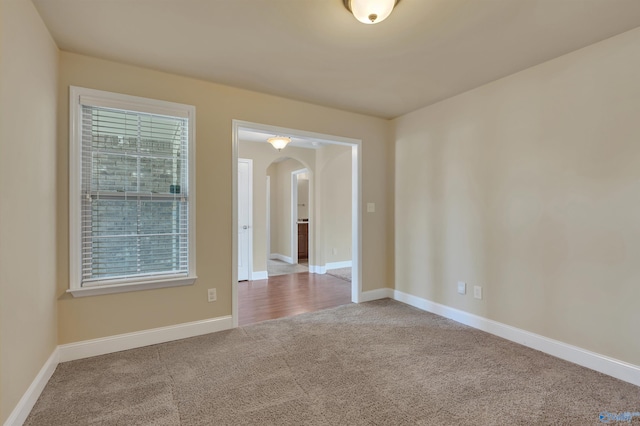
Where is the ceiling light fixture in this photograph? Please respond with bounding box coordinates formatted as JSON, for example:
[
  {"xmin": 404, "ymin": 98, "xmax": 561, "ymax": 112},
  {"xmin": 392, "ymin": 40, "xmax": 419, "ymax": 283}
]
[
  {"xmin": 343, "ymin": 0, "xmax": 400, "ymax": 24},
  {"xmin": 267, "ymin": 136, "xmax": 291, "ymax": 151}
]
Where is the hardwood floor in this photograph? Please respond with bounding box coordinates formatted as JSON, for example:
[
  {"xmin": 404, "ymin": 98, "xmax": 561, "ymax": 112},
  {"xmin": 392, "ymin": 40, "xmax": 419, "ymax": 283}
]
[{"xmin": 238, "ymin": 272, "xmax": 352, "ymax": 326}]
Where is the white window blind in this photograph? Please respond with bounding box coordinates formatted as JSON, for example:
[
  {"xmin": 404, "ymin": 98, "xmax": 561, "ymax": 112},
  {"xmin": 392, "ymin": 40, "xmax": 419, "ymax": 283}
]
[
  {"xmin": 69, "ymin": 87, "xmax": 196, "ymax": 297},
  {"xmin": 68, "ymin": 86, "xmax": 196, "ymax": 297},
  {"xmin": 80, "ymin": 105, "xmax": 190, "ymax": 285}
]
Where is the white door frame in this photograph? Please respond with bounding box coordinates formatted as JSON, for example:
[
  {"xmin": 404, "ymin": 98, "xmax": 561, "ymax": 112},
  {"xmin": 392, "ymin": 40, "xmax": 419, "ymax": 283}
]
[
  {"xmin": 237, "ymin": 158, "xmax": 254, "ymax": 281},
  {"xmin": 291, "ymin": 168, "xmax": 309, "ymax": 265},
  {"xmin": 266, "ymin": 175, "xmax": 271, "ymax": 261},
  {"xmin": 232, "ymin": 119, "xmax": 362, "ymax": 328}
]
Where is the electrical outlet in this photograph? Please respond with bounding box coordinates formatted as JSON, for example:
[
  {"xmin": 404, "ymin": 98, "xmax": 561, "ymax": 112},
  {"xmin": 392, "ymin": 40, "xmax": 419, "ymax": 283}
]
[
  {"xmin": 207, "ymin": 288, "xmax": 217, "ymax": 302},
  {"xmin": 332, "ymin": 248, "xmax": 338, "ymax": 255},
  {"xmin": 367, "ymin": 202, "xmax": 375, "ymax": 213},
  {"xmin": 473, "ymin": 286, "xmax": 482, "ymax": 300},
  {"xmin": 457, "ymin": 281, "xmax": 466, "ymax": 295}
]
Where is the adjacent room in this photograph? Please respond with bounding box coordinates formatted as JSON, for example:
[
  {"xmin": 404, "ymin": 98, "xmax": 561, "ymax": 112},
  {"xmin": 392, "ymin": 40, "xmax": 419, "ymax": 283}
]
[
  {"xmin": 2, "ymin": 0, "xmax": 640, "ymax": 424},
  {"xmin": 236, "ymin": 128, "xmax": 355, "ymax": 325}
]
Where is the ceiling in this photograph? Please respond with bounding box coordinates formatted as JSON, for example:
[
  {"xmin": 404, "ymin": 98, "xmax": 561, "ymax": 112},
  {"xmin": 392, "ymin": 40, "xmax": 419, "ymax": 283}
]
[
  {"xmin": 33, "ymin": 0, "xmax": 640, "ymax": 119},
  {"xmin": 238, "ymin": 129, "xmax": 328, "ymax": 149}
]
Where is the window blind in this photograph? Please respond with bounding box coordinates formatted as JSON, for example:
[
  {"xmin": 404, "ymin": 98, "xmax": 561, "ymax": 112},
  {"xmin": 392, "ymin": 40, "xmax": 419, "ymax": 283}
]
[{"xmin": 80, "ymin": 105, "xmax": 189, "ymax": 285}]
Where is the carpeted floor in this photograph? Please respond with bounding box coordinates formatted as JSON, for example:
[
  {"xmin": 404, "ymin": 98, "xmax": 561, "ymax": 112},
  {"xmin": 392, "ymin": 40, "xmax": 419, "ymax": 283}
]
[
  {"xmin": 326, "ymin": 267, "xmax": 351, "ymax": 282},
  {"xmin": 25, "ymin": 299, "xmax": 639, "ymax": 425},
  {"xmin": 267, "ymin": 259, "xmax": 309, "ymax": 277}
]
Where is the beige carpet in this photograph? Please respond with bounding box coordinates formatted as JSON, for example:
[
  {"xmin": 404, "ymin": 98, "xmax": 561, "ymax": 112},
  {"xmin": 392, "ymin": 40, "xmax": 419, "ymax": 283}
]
[
  {"xmin": 25, "ymin": 299, "xmax": 639, "ymax": 425},
  {"xmin": 326, "ymin": 267, "xmax": 351, "ymax": 282}
]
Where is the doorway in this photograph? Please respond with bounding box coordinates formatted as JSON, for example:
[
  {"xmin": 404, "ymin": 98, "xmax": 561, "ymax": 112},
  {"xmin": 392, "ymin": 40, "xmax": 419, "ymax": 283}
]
[
  {"xmin": 232, "ymin": 120, "xmax": 362, "ymax": 328},
  {"xmin": 265, "ymin": 159, "xmax": 310, "ymax": 277}
]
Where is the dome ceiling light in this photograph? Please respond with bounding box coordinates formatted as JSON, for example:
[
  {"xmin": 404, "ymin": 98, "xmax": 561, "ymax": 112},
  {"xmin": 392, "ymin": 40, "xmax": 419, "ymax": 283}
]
[
  {"xmin": 343, "ymin": 0, "xmax": 401, "ymax": 24},
  {"xmin": 267, "ymin": 136, "xmax": 291, "ymax": 151}
]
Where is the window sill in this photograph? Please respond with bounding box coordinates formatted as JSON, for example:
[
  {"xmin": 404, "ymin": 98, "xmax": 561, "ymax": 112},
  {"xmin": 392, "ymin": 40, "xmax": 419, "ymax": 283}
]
[{"xmin": 67, "ymin": 276, "xmax": 197, "ymax": 298}]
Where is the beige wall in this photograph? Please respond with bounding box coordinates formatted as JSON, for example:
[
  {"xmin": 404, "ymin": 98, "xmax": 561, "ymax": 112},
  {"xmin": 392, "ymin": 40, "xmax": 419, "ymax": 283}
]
[
  {"xmin": 0, "ymin": 0, "xmax": 59, "ymax": 421},
  {"xmin": 297, "ymin": 177, "xmax": 309, "ymax": 220},
  {"xmin": 57, "ymin": 52, "xmax": 391, "ymax": 344},
  {"xmin": 394, "ymin": 27, "xmax": 640, "ymax": 366},
  {"xmin": 317, "ymin": 145, "xmax": 352, "ymax": 265},
  {"xmin": 267, "ymin": 163, "xmax": 279, "ymax": 257}
]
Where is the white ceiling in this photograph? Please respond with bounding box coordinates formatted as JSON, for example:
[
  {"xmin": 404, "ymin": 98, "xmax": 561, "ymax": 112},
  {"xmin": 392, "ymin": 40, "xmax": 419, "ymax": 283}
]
[
  {"xmin": 238, "ymin": 129, "xmax": 327, "ymax": 149},
  {"xmin": 33, "ymin": 0, "xmax": 640, "ymax": 119}
]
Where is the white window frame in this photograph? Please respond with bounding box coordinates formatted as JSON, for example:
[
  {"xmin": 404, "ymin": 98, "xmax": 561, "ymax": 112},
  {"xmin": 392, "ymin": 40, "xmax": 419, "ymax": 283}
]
[{"xmin": 68, "ymin": 86, "xmax": 197, "ymax": 297}]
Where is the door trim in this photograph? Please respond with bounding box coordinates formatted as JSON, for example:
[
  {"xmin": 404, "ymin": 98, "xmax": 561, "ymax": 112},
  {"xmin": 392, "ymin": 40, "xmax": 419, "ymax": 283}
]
[
  {"xmin": 266, "ymin": 175, "xmax": 271, "ymax": 261},
  {"xmin": 291, "ymin": 168, "xmax": 309, "ymax": 265},
  {"xmin": 238, "ymin": 158, "xmax": 253, "ymax": 281},
  {"xmin": 232, "ymin": 119, "xmax": 362, "ymax": 328}
]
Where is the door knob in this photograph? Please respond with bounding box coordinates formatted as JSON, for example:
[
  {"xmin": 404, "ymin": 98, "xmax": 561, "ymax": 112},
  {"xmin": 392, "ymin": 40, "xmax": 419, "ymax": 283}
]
[{"xmin": 242, "ymin": 225, "xmax": 248, "ymax": 229}]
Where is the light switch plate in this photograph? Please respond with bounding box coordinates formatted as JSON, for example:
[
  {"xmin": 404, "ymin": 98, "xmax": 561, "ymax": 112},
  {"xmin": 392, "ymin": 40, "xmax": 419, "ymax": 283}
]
[
  {"xmin": 457, "ymin": 281, "xmax": 466, "ymax": 295},
  {"xmin": 207, "ymin": 288, "xmax": 217, "ymax": 302},
  {"xmin": 367, "ymin": 203, "xmax": 375, "ymax": 213}
]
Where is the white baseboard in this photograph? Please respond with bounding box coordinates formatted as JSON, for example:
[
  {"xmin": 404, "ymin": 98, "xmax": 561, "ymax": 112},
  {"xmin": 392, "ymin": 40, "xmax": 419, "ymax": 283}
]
[
  {"xmin": 11, "ymin": 291, "xmax": 639, "ymax": 424},
  {"xmin": 360, "ymin": 288, "xmax": 393, "ymax": 302},
  {"xmin": 391, "ymin": 290, "xmax": 640, "ymax": 388},
  {"xmin": 58, "ymin": 315, "xmax": 233, "ymax": 362},
  {"xmin": 309, "ymin": 261, "xmax": 352, "ymax": 275},
  {"xmin": 309, "ymin": 265, "xmax": 326, "ymax": 274},
  {"xmin": 251, "ymin": 271, "xmax": 268, "ymax": 280},
  {"xmin": 271, "ymin": 253, "xmax": 293, "ymax": 264},
  {"xmin": 326, "ymin": 260, "xmax": 352, "ymax": 270},
  {"xmin": 4, "ymin": 348, "xmax": 59, "ymax": 426},
  {"xmin": 6, "ymin": 315, "xmax": 234, "ymax": 425}
]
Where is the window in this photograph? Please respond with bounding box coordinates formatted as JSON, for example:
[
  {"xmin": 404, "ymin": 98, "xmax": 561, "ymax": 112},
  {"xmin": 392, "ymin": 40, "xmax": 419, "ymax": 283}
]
[{"xmin": 69, "ymin": 87, "xmax": 196, "ymax": 297}]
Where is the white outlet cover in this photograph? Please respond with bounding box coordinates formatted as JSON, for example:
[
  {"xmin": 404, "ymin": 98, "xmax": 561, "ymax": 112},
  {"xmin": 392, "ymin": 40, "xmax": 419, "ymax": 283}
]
[
  {"xmin": 473, "ymin": 286, "xmax": 482, "ymax": 300},
  {"xmin": 367, "ymin": 203, "xmax": 375, "ymax": 213},
  {"xmin": 457, "ymin": 281, "xmax": 466, "ymax": 295}
]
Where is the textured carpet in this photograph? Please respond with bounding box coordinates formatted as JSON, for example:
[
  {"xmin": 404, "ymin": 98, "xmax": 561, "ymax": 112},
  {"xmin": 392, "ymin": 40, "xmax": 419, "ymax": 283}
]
[
  {"xmin": 326, "ymin": 267, "xmax": 351, "ymax": 282},
  {"xmin": 25, "ymin": 300, "xmax": 639, "ymax": 425},
  {"xmin": 267, "ymin": 259, "xmax": 308, "ymax": 277}
]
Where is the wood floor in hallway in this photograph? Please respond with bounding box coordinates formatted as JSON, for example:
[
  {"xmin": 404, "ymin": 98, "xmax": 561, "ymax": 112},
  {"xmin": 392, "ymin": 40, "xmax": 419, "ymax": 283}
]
[{"xmin": 238, "ymin": 272, "xmax": 352, "ymax": 326}]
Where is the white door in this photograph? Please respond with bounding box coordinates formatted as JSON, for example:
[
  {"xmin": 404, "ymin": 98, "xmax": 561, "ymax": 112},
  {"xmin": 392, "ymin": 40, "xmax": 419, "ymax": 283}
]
[{"xmin": 238, "ymin": 159, "xmax": 251, "ymax": 281}]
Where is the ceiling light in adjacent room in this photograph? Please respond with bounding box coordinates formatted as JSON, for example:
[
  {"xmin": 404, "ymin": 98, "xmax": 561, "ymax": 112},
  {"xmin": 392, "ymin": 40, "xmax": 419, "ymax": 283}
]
[
  {"xmin": 267, "ymin": 136, "xmax": 291, "ymax": 151},
  {"xmin": 343, "ymin": 0, "xmax": 400, "ymax": 24}
]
